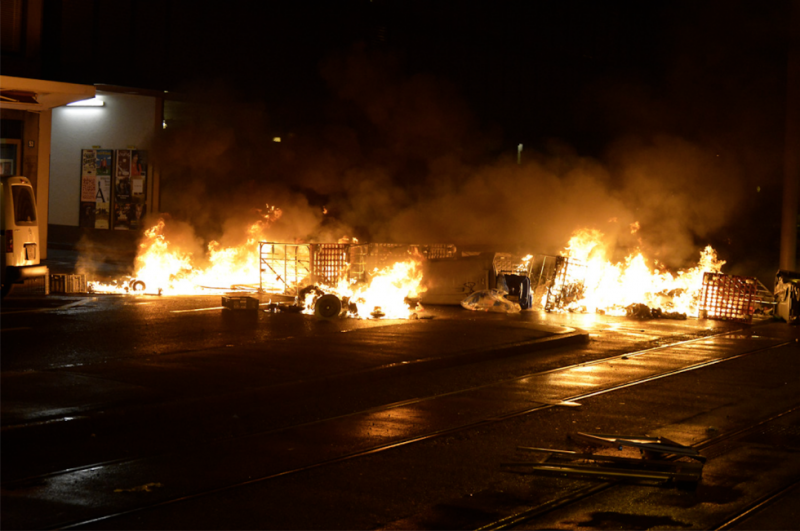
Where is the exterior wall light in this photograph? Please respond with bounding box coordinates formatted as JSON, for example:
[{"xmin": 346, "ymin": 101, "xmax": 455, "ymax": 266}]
[{"xmin": 67, "ymin": 97, "xmax": 104, "ymax": 107}]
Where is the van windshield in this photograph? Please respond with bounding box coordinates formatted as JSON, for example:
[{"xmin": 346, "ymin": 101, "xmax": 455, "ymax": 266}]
[{"xmin": 12, "ymin": 185, "xmax": 36, "ymax": 224}]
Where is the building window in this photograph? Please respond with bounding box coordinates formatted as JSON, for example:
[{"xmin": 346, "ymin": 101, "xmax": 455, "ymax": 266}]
[{"xmin": 1, "ymin": 0, "xmax": 25, "ymax": 55}]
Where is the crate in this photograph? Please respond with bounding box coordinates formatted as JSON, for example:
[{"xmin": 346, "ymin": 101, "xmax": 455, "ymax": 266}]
[
  {"xmin": 700, "ymin": 272, "xmax": 757, "ymax": 323},
  {"xmin": 221, "ymin": 295, "xmax": 259, "ymax": 311},
  {"xmin": 50, "ymin": 274, "xmax": 87, "ymax": 294}
]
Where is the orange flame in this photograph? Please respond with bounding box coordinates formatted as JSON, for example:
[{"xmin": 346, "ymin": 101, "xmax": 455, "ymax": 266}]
[
  {"xmin": 553, "ymin": 228, "xmax": 725, "ymax": 316},
  {"xmin": 88, "ymin": 207, "xmax": 426, "ymax": 319}
]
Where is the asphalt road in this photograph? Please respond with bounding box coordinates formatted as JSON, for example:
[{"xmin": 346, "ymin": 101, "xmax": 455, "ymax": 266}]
[{"xmin": 1, "ymin": 289, "xmax": 799, "ymax": 530}]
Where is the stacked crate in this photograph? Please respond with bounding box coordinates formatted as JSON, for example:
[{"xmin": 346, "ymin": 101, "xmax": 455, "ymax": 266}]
[
  {"xmin": 700, "ymin": 272, "xmax": 757, "ymax": 323},
  {"xmin": 50, "ymin": 274, "xmax": 87, "ymax": 294}
]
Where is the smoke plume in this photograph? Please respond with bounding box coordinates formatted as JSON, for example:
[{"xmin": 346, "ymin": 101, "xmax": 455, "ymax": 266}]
[{"xmin": 150, "ymin": 24, "xmax": 785, "ymax": 281}]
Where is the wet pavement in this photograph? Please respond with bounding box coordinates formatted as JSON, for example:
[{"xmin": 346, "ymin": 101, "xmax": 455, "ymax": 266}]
[{"xmin": 1, "ymin": 253, "xmax": 799, "ymax": 529}]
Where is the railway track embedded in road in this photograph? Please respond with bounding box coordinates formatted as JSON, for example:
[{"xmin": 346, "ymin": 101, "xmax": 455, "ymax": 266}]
[
  {"xmin": 1, "ymin": 327, "xmax": 793, "ymax": 530},
  {"xmin": 477, "ymin": 401, "xmax": 800, "ymax": 530}
]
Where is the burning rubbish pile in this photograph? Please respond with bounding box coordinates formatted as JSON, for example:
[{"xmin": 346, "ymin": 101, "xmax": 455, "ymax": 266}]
[
  {"xmin": 261, "ymin": 257, "xmax": 428, "ymax": 320},
  {"xmin": 89, "ymin": 211, "xmax": 430, "ymax": 320},
  {"xmin": 539, "ymin": 229, "xmax": 727, "ymax": 318},
  {"xmin": 534, "ymin": 229, "xmax": 774, "ymax": 322},
  {"xmin": 86, "ymin": 208, "xmax": 774, "ymax": 323}
]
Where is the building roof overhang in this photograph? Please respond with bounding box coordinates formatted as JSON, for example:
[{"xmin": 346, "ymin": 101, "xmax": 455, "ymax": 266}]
[{"xmin": 0, "ymin": 76, "xmax": 96, "ymax": 112}]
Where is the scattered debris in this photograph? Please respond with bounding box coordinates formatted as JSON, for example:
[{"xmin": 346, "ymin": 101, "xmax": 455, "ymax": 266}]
[
  {"xmin": 411, "ymin": 302, "xmax": 434, "ymax": 319},
  {"xmin": 341, "ymin": 296, "xmax": 359, "ymax": 316},
  {"xmin": 497, "ymin": 272, "xmax": 533, "ymax": 310},
  {"xmin": 314, "ymin": 293, "xmax": 342, "ymax": 319},
  {"xmin": 774, "ymin": 270, "xmax": 800, "ymax": 323},
  {"xmin": 221, "ymin": 295, "xmax": 259, "ymax": 312},
  {"xmin": 50, "ymin": 273, "xmax": 87, "ymax": 294},
  {"xmin": 626, "ymin": 303, "xmax": 686, "ymax": 320},
  {"xmin": 263, "ymin": 301, "xmax": 303, "ymax": 313},
  {"xmin": 130, "ymin": 279, "xmax": 146, "ymax": 292},
  {"xmin": 503, "ymin": 432, "xmax": 705, "ymax": 487},
  {"xmin": 461, "ymin": 289, "xmax": 521, "ymax": 313},
  {"xmin": 114, "ymin": 482, "xmax": 163, "ymax": 493}
]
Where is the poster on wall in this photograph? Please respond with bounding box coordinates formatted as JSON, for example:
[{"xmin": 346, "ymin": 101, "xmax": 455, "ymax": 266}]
[
  {"xmin": 79, "ymin": 149, "xmax": 114, "ymax": 229},
  {"xmin": 78, "ymin": 149, "xmax": 96, "ymax": 227},
  {"xmin": 95, "ymin": 150, "xmax": 113, "ymax": 229},
  {"xmin": 113, "ymin": 149, "xmax": 132, "ymax": 229},
  {"xmin": 113, "ymin": 149, "xmax": 147, "ymax": 230}
]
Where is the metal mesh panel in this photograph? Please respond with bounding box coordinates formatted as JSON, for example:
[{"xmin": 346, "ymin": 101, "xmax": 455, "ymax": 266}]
[
  {"xmin": 366, "ymin": 244, "xmax": 410, "ymax": 273},
  {"xmin": 700, "ymin": 272, "xmax": 757, "ymax": 323},
  {"xmin": 259, "ymin": 242, "xmax": 312, "ymax": 294},
  {"xmin": 423, "ymin": 244, "xmax": 457, "ymax": 260},
  {"xmin": 494, "ymin": 253, "xmax": 534, "ymax": 277},
  {"xmin": 259, "ymin": 241, "xmax": 458, "ymax": 292},
  {"xmin": 348, "ymin": 244, "xmax": 369, "ymax": 284},
  {"xmin": 545, "ymin": 257, "xmax": 588, "ymax": 311},
  {"xmin": 312, "ymin": 244, "xmax": 349, "ymax": 286}
]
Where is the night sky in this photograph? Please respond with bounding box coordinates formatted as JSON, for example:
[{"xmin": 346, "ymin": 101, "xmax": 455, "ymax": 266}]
[
  {"xmin": 177, "ymin": 1, "xmax": 784, "ymax": 149},
  {"xmin": 44, "ymin": 0, "xmax": 797, "ymax": 281}
]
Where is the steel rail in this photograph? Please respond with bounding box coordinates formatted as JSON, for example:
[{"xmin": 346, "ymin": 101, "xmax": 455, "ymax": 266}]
[
  {"xmin": 477, "ymin": 398, "xmax": 800, "ymax": 530},
  {"xmin": 4, "ymin": 325, "xmax": 743, "ymax": 481},
  {"xmin": 0, "ymin": 319, "xmax": 720, "ymax": 432},
  {"xmin": 713, "ymin": 478, "xmax": 800, "ymax": 530},
  {"xmin": 42, "ymin": 335, "xmax": 792, "ymax": 530}
]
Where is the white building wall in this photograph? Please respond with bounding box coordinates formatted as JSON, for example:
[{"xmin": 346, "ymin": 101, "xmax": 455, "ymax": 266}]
[{"xmin": 50, "ymin": 91, "xmax": 155, "ymax": 226}]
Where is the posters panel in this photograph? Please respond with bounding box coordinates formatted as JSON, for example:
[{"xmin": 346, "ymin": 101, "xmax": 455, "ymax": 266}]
[
  {"xmin": 131, "ymin": 150, "xmax": 147, "ymax": 203},
  {"xmin": 79, "ymin": 149, "xmax": 114, "ymax": 229},
  {"xmin": 95, "ymin": 150, "xmax": 113, "ymax": 229},
  {"xmin": 113, "ymin": 149, "xmax": 147, "ymax": 229},
  {"xmin": 79, "ymin": 149, "xmax": 97, "ymax": 228}
]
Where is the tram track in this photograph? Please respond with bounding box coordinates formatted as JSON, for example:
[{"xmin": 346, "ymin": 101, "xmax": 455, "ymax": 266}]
[
  {"xmin": 2, "ymin": 329, "xmax": 789, "ymax": 530},
  {"xmin": 2, "ymin": 325, "xmax": 756, "ymax": 483},
  {"xmin": 477, "ymin": 401, "xmax": 800, "ymax": 530},
  {"xmin": 714, "ymin": 477, "xmax": 800, "ymax": 530}
]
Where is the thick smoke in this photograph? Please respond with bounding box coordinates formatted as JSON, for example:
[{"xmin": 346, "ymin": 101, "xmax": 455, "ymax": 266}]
[{"xmin": 151, "ymin": 19, "xmax": 785, "ymax": 280}]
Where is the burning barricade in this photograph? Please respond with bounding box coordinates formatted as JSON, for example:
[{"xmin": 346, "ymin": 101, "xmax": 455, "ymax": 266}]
[
  {"xmin": 259, "ymin": 242, "xmax": 433, "ymax": 319},
  {"xmin": 86, "ymin": 212, "xmax": 777, "ymax": 324},
  {"xmin": 532, "ymin": 229, "xmax": 775, "ymax": 322}
]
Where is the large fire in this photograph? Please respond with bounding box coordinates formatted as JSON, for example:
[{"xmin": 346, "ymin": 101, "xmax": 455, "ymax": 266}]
[
  {"xmin": 89, "ymin": 207, "xmax": 726, "ymax": 320},
  {"xmin": 89, "ymin": 207, "xmax": 426, "ymax": 319},
  {"xmin": 548, "ymin": 228, "xmax": 726, "ymax": 317},
  {"xmin": 300, "ymin": 260, "xmax": 426, "ymax": 320}
]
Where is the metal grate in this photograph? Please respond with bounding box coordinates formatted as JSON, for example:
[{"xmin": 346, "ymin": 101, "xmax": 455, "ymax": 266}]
[
  {"xmin": 259, "ymin": 241, "xmax": 457, "ymax": 293},
  {"xmin": 700, "ymin": 272, "xmax": 757, "ymax": 323},
  {"xmin": 348, "ymin": 244, "xmax": 369, "ymax": 284},
  {"xmin": 259, "ymin": 242, "xmax": 312, "ymax": 294},
  {"xmin": 494, "ymin": 253, "xmax": 534, "ymax": 277},
  {"xmin": 312, "ymin": 244, "xmax": 349, "ymax": 286},
  {"xmin": 545, "ymin": 257, "xmax": 588, "ymax": 311},
  {"xmin": 423, "ymin": 244, "xmax": 457, "ymax": 260},
  {"xmin": 50, "ymin": 274, "xmax": 86, "ymax": 293}
]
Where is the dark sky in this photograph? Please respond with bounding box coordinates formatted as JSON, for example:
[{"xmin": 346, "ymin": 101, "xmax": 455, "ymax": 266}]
[
  {"xmin": 50, "ymin": 0, "xmax": 790, "ymax": 152},
  {"xmin": 154, "ymin": 1, "xmax": 789, "ymax": 151}
]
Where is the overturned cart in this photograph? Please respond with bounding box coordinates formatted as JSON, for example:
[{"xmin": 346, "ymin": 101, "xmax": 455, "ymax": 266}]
[
  {"xmin": 258, "ymin": 242, "xmax": 457, "ymax": 294},
  {"xmin": 257, "ymin": 241, "xmax": 550, "ymax": 313},
  {"xmin": 257, "ymin": 242, "xmax": 462, "ymax": 317},
  {"xmin": 503, "ymin": 432, "xmax": 706, "ymax": 487}
]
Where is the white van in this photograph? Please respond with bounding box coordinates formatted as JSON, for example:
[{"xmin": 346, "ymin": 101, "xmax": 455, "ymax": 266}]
[{"xmin": 1, "ymin": 176, "xmax": 48, "ymax": 298}]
